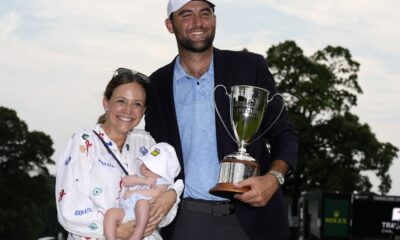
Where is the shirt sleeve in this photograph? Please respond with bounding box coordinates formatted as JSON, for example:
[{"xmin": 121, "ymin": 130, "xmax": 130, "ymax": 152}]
[
  {"xmin": 158, "ymin": 179, "xmax": 184, "ymax": 227},
  {"xmin": 256, "ymin": 54, "xmax": 299, "ymax": 172},
  {"xmin": 55, "ymin": 131, "xmax": 104, "ymax": 238}
]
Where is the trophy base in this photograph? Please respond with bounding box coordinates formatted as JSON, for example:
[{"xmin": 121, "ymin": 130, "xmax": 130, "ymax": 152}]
[
  {"xmin": 209, "ymin": 157, "xmax": 260, "ymax": 199},
  {"xmin": 209, "ymin": 183, "xmax": 250, "ymax": 199}
]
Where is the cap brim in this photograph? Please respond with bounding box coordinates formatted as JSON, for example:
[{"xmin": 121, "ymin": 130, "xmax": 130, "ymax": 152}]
[{"xmin": 168, "ymin": 0, "xmax": 215, "ymax": 17}]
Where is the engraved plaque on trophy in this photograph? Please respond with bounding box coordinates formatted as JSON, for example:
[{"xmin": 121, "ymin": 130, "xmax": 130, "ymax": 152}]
[{"xmin": 209, "ymin": 85, "xmax": 283, "ymax": 198}]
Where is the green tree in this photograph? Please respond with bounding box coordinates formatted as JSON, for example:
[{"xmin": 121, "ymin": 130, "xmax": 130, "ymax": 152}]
[
  {"xmin": 0, "ymin": 106, "xmax": 57, "ymax": 239},
  {"xmin": 265, "ymin": 41, "xmax": 398, "ymax": 197}
]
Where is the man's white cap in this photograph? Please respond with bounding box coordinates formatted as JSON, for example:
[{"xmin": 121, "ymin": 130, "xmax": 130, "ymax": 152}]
[
  {"xmin": 167, "ymin": 0, "xmax": 215, "ymax": 17},
  {"xmin": 138, "ymin": 142, "xmax": 181, "ymax": 184}
]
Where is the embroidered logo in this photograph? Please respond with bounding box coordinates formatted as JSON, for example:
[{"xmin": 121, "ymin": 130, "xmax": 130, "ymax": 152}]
[
  {"xmin": 80, "ymin": 134, "xmax": 93, "ymax": 155},
  {"xmin": 98, "ymin": 159, "xmax": 116, "ymax": 168},
  {"xmin": 151, "ymin": 148, "xmax": 160, "ymax": 157},
  {"xmin": 88, "ymin": 222, "xmax": 98, "ymax": 231},
  {"xmin": 98, "ymin": 209, "xmax": 105, "ymax": 216},
  {"xmin": 92, "ymin": 187, "xmax": 102, "ymax": 196},
  {"xmin": 64, "ymin": 156, "xmax": 72, "ymax": 166},
  {"xmin": 85, "ymin": 140, "xmax": 92, "ymax": 149},
  {"xmin": 82, "ymin": 133, "xmax": 90, "ymax": 140},
  {"xmin": 80, "ymin": 145, "xmax": 87, "ymax": 153},
  {"xmin": 140, "ymin": 146, "xmax": 148, "ymax": 155},
  {"xmin": 58, "ymin": 189, "xmax": 66, "ymax": 202},
  {"xmin": 99, "ymin": 132, "xmax": 104, "ymax": 138},
  {"xmin": 74, "ymin": 207, "xmax": 92, "ymax": 216}
]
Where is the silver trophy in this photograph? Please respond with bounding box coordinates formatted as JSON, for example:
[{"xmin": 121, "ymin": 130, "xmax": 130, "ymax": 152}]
[{"xmin": 209, "ymin": 85, "xmax": 283, "ymax": 198}]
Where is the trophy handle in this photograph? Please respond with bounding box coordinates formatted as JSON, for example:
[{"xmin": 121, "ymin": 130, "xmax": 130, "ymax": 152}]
[
  {"xmin": 248, "ymin": 93, "xmax": 285, "ymax": 145},
  {"xmin": 213, "ymin": 85, "xmax": 238, "ymax": 144}
]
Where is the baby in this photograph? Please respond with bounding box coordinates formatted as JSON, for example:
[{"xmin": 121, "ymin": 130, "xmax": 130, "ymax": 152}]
[{"xmin": 104, "ymin": 142, "xmax": 181, "ymax": 240}]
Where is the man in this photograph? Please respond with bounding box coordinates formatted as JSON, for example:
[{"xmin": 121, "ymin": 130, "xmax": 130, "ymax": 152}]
[{"xmin": 145, "ymin": 0, "xmax": 299, "ymax": 239}]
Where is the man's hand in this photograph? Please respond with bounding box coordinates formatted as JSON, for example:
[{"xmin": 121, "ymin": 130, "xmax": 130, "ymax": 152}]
[{"xmin": 233, "ymin": 174, "xmax": 279, "ymax": 207}]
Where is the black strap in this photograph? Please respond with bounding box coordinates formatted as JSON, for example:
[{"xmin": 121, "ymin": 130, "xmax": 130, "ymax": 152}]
[{"xmin": 92, "ymin": 130, "xmax": 129, "ymax": 175}]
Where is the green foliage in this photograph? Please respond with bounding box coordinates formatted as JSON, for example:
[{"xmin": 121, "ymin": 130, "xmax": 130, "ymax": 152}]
[
  {"xmin": 0, "ymin": 106, "xmax": 57, "ymax": 239},
  {"xmin": 265, "ymin": 41, "xmax": 398, "ymax": 195}
]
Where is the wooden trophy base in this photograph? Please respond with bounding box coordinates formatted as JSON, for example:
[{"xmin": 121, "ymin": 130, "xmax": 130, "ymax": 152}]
[{"xmin": 209, "ymin": 183, "xmax": 250, "ymax": 199}]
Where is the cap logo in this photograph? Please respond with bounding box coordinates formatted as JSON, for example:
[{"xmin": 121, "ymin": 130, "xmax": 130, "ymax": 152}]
[
  {"xmin": 151, "ymin": 148, "xmax": 160, "ymax": 157},
  {"xmin": 82, "ymin": 133, "xmax": 89, "ymax": 140},
  {"xmin": 139, "ymin": 146, "xmax": 148, "ymax": 155}
]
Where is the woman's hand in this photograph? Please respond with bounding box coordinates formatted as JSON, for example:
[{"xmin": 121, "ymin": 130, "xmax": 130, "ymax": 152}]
[
  {"xmin": 145, "ymin": 189, "xmax": 177, "ymax": 234},
  {"xmin": 116, "ymin": 189, "xmax": 177, "ymax": 238}
]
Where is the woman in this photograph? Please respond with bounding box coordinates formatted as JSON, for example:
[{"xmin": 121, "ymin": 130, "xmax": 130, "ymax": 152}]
[{"xmin": 56, "ymin": 68, "xmax": 182, "ymax": 240}]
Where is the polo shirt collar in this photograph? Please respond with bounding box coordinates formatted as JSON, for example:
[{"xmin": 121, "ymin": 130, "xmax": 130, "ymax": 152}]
[{"xmin": 174, "ymin": 56, "xmax": 214, "ymax": 82}]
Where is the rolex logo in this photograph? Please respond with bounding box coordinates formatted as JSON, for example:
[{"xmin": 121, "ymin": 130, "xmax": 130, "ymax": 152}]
[{"xmin": 333, "ymin": 210, "xmax": 340, "ymax": 218}]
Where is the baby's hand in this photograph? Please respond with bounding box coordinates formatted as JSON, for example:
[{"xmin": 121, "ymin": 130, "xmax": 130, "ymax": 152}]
[
  {"xmin": 145, "ymin": 177, "xmax": 157, "ymax": 187},
  {"xmin": 123, "ymin": 190, "xmax": 133, "ymax": 200}
]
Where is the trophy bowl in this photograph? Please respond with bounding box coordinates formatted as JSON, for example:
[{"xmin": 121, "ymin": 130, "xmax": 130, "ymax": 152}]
[{"xmin": 210, "ymin": 85, "xmax": 271, "ymax": 198}]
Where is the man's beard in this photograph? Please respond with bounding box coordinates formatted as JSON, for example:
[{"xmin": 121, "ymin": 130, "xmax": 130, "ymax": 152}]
[{"xmin": 175, "ymin": 28, "xmax": 215, "ymax": 53}]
